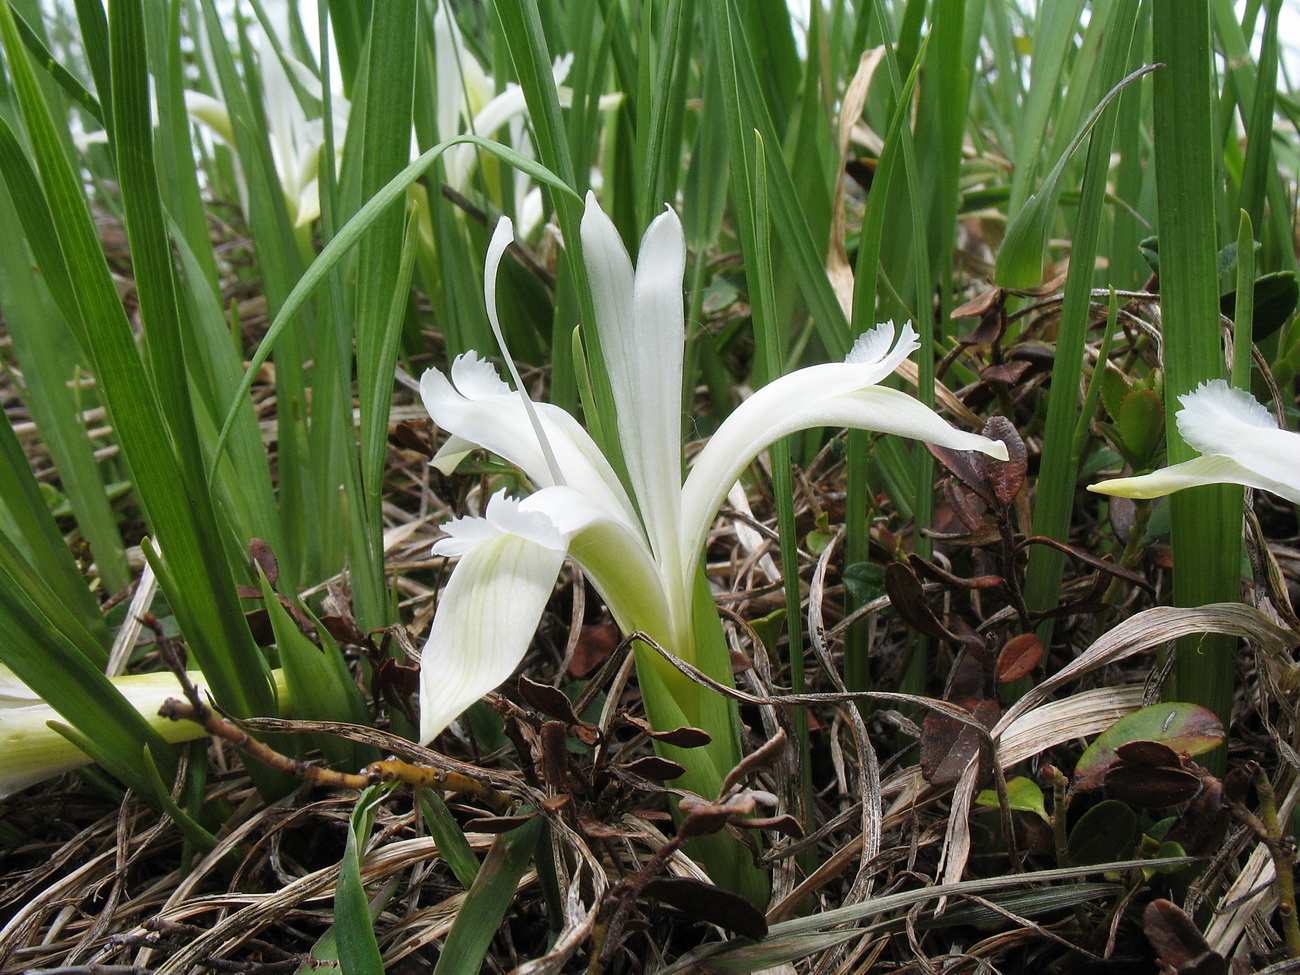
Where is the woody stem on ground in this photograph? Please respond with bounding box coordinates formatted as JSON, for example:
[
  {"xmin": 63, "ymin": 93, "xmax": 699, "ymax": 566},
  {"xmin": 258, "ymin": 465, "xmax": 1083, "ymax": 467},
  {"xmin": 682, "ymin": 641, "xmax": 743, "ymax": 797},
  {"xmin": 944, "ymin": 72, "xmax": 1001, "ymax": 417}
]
[
  {"xmin": 1042, "ymin": 765, "xmax": 1090, "ymax": 936},
  {"xmin": 1253, "ymin": 763, "xmax": 1300, "ymax": 958}
]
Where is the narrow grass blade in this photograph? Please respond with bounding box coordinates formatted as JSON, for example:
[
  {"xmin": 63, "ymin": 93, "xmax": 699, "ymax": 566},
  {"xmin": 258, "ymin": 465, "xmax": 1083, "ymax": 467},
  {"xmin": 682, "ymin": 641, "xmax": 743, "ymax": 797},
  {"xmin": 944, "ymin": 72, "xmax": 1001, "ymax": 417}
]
[
  {"xmin": 431, "ymin": 815, "xmax": 543, "ymax": 975},
  {"xmin": 1152, "ymin": 0, "xmax": 1240, "ymax": 754},
  {"xmin": 350, "ymin": 0, "xmax": 417, "ymax": 630},
  {"xmin": 334, "ymin": 785, "xmax": 389, "ymax": 975},
  {"xmin": 0, "ymin": 205, "xmax": 128, "ymax": 603},
  {"xmin": 417, "ymin": 789, "xmax": 480, "ymax": 889},
  {"xmin": 9, "ymin": 4, "xmax": 103, "ymax": 125},
  {"xmin": 1233, "ymin": 210, "xmax": 1256, "ymax": 386},
  {"xmin": 1021, "ymin": 3, "xmax": 1145, "ymax": 627},
  {"xmin": 0, "ymin": 1, "xmax": 274, "ymax": 722},
  {"xmin": 213, "ymin": 136, "xmax": 578, "ymax": 471}
]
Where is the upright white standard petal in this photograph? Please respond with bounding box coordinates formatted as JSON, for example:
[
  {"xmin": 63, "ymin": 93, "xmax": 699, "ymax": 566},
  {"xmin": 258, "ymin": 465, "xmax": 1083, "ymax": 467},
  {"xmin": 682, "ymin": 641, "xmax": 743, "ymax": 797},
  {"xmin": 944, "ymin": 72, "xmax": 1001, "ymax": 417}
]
[
  {"xmin": 581, "ymin": 193, "xmax": 686, "ymax": 578},
  {"xmin": 420, "ymin": 493, "xmax": 568, "ymax": 744},
  {"xmin": 678, "ymin": 322, "xmax": 1009, "ymax": 582},
  {"xmin": 1088, "ymin": 380, "xmax": 1300, "ymax": 505}
]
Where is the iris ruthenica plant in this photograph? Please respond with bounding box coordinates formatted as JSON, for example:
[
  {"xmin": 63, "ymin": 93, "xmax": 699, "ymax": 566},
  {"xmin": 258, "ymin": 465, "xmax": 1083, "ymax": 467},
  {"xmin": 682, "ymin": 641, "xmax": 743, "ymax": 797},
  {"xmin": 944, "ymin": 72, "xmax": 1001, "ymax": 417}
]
[
  {"xmin": 1089, "ymin": 380, "xmax": 1300, "ymax": 504},
  {"xmin": 417, "ymin": 193, "xmax": 1008, "ymax": 893}
]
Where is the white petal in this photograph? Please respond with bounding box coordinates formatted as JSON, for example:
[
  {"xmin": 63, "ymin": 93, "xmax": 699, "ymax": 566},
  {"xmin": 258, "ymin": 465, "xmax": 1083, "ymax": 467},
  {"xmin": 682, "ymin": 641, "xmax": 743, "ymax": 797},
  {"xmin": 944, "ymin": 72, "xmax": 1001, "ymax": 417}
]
[
  {"xmin": 184, "ymin": 91, "xmax": 235, "ymax": 146},
  {"xmin": 419, "ymin": 527, "xmax": 566, "ymax": 744},
  {"xmin": 430, "ymin": 433, "xmax": 478, "ymax": 475},
  {"xmin": 293, "ymin": 175, "xmax": 321, "ymax": 228},
  {"xmin": 679, "ymin": 382, "xmax": 1009, "ymax": 582},
  {"xmin": 419, "ymin": 360, "xmax": 640, "ymax": 530},
  {"xmin": 521, "ymin": 488, "xmax": 672, "ymax": 637},
  {"xmin": 469, "ymin": 85, "xmax": 530, "ymax": 144},
  {"xmin": 435, "ymin": 490, "xmax": 571, "ymax": 556},
  {"xmin": 1175, "ymin": 380, "xmax": 1300, "ymax": 493},
  {"xmin": 580, "ymin": 193, "xmax": 686, "ymax": 573},
  {"xmin": 1088, "ymin": 453, "xmax": 1300, "ymax": 505},
  {"xmin": 550, "ymin": 53, "xmax": 575, "ymax": 86},
  {"xmin": 846, "ymin": 320, "xmax": 921, "ymax": 381}
]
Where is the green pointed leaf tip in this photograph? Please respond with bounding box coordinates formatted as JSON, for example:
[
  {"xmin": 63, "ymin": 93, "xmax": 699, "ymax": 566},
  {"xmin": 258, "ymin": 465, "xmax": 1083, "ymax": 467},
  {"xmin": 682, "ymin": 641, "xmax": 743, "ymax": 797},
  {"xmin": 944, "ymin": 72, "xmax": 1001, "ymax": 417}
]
[{"xmin": 975, "ymin": 776, "xmax": 1050, "ymax": 822}]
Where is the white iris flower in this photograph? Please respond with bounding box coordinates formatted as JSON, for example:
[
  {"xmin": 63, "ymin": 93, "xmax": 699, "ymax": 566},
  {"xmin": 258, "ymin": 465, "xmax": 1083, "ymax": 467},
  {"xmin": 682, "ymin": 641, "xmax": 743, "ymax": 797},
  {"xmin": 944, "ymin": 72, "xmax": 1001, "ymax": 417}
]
[
  {"xmin": 1088, "ymin": 380, "xmax": 1300, "ymax": 505},
  {"xmin": 0, "ymin": 668, "xmax": 203, "ymax": 798},
  {"xmin": 415, "ymin": 192, "xmax": 1009, "ymax": 745}
]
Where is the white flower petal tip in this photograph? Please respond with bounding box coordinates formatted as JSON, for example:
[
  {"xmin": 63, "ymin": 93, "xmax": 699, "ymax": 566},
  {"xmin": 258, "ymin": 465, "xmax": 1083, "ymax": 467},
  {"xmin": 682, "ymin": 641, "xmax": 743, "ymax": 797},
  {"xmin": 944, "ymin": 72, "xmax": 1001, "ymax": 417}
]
[
  {"xmin": 845, "ymin": 320, "xmax": 918, "ymax": 367},
  {"xmin": 1088, "ymin": 381, "xmax": 1300, "ymax": 504},
  {"xmin": 981, "ymin": 438, "xmax": 1012, "ymax": 462},
  {"xmin": 418, "ymin": 526, "xmax": 567, "ymax": 744},
  {"xmin": 433, "ymin": 491, "xmax": 571, "ymax": 558}
]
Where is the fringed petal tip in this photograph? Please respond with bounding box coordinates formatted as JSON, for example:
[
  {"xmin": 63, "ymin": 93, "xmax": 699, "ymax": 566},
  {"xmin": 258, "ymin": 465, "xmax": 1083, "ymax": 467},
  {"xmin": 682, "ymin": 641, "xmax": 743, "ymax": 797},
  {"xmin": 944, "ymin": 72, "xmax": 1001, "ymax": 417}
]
[
  {"xmin": 842, "ymin": 320, "xmax": 921, "ymax": 387},
  {"xmin": 432, "ymin": 490, "xmax": 570, "ymax": 558}
]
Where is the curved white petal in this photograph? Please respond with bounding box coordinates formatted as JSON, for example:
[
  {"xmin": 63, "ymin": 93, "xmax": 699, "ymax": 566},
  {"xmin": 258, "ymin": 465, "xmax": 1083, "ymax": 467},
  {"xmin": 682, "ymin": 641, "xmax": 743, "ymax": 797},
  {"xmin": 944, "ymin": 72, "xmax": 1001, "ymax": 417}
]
[
  {"xmin": 420, "ymin": 510, "xmax": 567, "ymax": 744},
  {"xmin": 430, "ymin": 433, "xmax": 479, "ymax": 476},
  {"xmin": 420, "ymin": 357, "xmax": 639, "ymax": 530},
  {"xmin": 1175, "ymin": 380, "xmax": 1300, "ymax": 493},
  {"xmin": 550, "ymin": 53, "xmax": 575, "ymax": 86},
  {"xmin": 293, "ymin": 176, "xmax": 322, "ymax": 228},
  {"xmin": 846, "ymin": 319, "xmax": 921, "ymax": 380},
  {"xmin": 435, "ymin": 490, "xmax": 572, "ymax": 556},
  {"xmin": 580, "ymin": 193, "xmax": 686, "ymax": 575},
  {"xmin": 521, "ymin": 487, "xmax": 673, "ymax": 640},
  {"xmin": 1088, "ymin": 453, "xmax": 1300, "ymax": 505},
  {"xmin": 184, "ymin": 91, "xmax": 235, "ymax": 146},
  {"xmin": 679, "ymin": 383, "xmax": 1009, "ymax": 582}
]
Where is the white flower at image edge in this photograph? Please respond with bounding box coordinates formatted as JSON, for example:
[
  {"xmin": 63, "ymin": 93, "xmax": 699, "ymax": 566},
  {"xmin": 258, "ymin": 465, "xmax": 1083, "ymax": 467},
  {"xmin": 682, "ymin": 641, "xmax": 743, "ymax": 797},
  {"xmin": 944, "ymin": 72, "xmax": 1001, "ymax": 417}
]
[
  {"xmin": 0, "ymin": 667, "xmax": 208, "ymax": 799},
  {"xmin": 415, "ymin": 192, "xmax": 1010, "ymax": 745},
  {"xmin": 1088, "ymin": 379, "xmax": 1300, "ymax": 505}
]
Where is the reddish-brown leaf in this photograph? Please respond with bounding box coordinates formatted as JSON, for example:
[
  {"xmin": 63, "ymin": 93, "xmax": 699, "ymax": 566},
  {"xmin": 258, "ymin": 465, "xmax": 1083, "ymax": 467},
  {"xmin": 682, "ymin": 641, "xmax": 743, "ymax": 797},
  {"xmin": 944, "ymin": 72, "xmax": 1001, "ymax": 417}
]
[
  {"xmin": 1114, "ymin": 739, "xmax": 1182, "ymax": 767},
  {"xmin": 517, "ymin": 675, "xmax": 582, "ymax": 726},
  {"xmin": 884, "ymin": 561, "xmax": 955, "ymax": 643},
  {"xmin": 391, "ymin": 419, "xmax": 433, "ymax": 456},
  {"xmin": 619, "ymin": 756, "xmax": 687, "ymax": 782},
  {"xmin": 249, "ymin": 537, "xmax": 278, "ymax": 587},
  {"xmin": 980, "ymin": 360, "xmax": 1033, "ymax": 385},
  {"xmin": 921, "ymin": 697, "xmax": 1000, "ymax": 786},
  {"xmin": 978, "ymin": 416, "xmax": 1027, "ymax": 507},
  {"xmin": 539, "ymin": 720, "xmax": 571, "ymax": 790},
  {"xmin": 720, "ymin": 729, "xmax": 788, "ymax": 796},
  {"xmin": 568, "ymin": 622, "xmax": 623, "ymax": 678},
  {"xmin": 622, "ymin": 715, "xmax": 711, "ymax": 748},
  {"xmin": 951, "ymin": 287, "xmax": 1003, "ymax": 320},
  {"xmin": 1143, "ymin": 899, "xmax": 1226, "ymax": 975},
  {"xmin": 927, "ymin": 443, "xmax": 996, "ymax": 505},
  {"xmin": 997, "ymin": 633, "xmax": 1043, "ymax": 683},
  {"xmin": 1103, "ymin": 763, "xmax": 1202, "ymax": 807}
]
